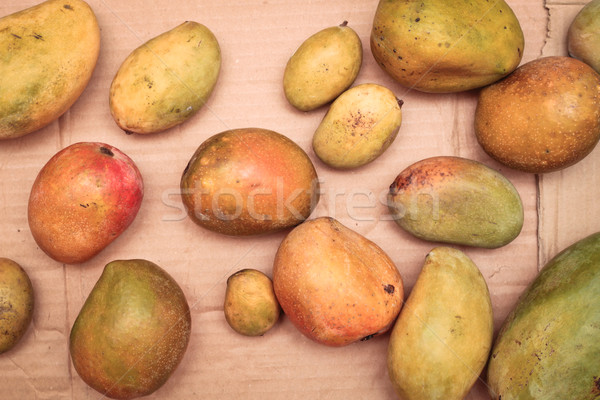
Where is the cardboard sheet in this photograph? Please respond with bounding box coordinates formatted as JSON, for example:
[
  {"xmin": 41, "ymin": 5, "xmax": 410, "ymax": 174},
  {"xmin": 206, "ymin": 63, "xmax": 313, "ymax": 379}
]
[{"xmin": 0, "ymin": 0, "xmax": 593, "ymax": 398}]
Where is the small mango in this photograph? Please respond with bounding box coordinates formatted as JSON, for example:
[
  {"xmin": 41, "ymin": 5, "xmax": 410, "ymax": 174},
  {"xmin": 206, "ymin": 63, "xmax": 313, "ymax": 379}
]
[
  {"xmin": 370, "ymin": 0, "xmax": 524, "ymax": 93},
  {"xmin": 0, "ymin": 0, "xmax": 100, "ymax": 139},
  {"xmin": 568, "ymin": 0, "xmax": 600, "ymax": 74},
  {"xmin": 388, "ymin": 247, "xmax": 493, "ymax": 400},
  {"xmin": 388, "ymin": 156, "xmax": 523, "ymax": 248},
  {"xmin": 109, "ymin": 21, "xmax": 221, "ymax": 134},
  {"xmin": 283, "ymin": 21, "xmax": 362, "ymax": 111},
  {"xmin": 487, "ymin": 231, "xmax": 600, "ymax": 399},
  {"xmin": 0, "ymin": 258, "xmax": 34, "ymax": 354},
  {"xmin": 224, "ymin": 269, "xmax": 281, "ymax": 337},
  {"xmin": 312, "ymin": 83, "xmax": 403, "ymax": 169}
]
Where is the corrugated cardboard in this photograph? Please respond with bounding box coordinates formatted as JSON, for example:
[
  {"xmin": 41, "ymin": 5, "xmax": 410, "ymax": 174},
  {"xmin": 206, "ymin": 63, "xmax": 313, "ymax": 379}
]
[{"xmin": 0, "ymin": 0, "xmax": 595, "ymax": 398}]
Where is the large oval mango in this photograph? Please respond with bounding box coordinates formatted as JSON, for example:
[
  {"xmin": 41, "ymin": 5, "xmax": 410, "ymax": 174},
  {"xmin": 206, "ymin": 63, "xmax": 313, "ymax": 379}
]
[
  {"xmin": 487, "ymin": 231, "xmax": 600, "ymax": 400},
  {"xmin": 388, "ymin": 156, "xmax": 523, "ymax": 248},
  {"xmin": 109, "ymin": 21, "xmax": 221, "ymax": 135},
  {"xmin": 0, "ymin": 0, "xmax": 100, "ymax": 139}
]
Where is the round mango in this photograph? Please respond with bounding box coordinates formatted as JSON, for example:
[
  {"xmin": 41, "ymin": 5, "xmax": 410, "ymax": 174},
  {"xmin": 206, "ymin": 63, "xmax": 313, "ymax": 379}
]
[
  {"xmin": 0, "ymin": 258, "xmax": 34, "ymax": 354},
  {"xmin": 475, "ymin": 56, "xmax": 600, "ymax": 173},
  {"xmin": 180, "ymin": 128, "xmax": 320, "ymax": 236},
  {"xmin": 312, "ymin": 83, "xmax": 403, "ymax": 169},
  {"xmin": 283, "ymin": 21, "xmax": 362, "ymax": 111},
  {"xmin": 568, "ymin": 0, "xmax": 600, "ymax": 74},
  {"xmin": 388, "ymin": 156, "xmax": 523, "ymax": 248}
]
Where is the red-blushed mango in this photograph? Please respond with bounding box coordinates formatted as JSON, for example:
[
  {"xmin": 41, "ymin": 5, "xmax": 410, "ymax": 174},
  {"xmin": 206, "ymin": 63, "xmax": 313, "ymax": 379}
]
[
  {"xmin": 0, "ymin": 258, "xmax": 34, "ymax": 354},
  {"xmin": 370, "ymin": 0, "xmax": 523, "ymax": 93},
  {"xmin": 28, "ymin": 142, "xmax": 144, "ymax": 264},
  {"xmin": 180, "ymin": 128, "xmax": 320, "ymax": 236},
  {"xmin": 70, "ymin": 259, "xmax": 191, "ymax": 400},
  {"xmin": 388, "ymin": 247, "xmax": 493, "ymax": 400},
  {"xmin": 272, "ymin": 217, "xmax": 403, "ymax": 347},
  {"xmin": 388, "ymin": 156, "xmax": 523, "ymax": 248},
  {"xmin": 283, "ymin": 21, "xmax": 362, "ymax": 111},
  {"xmin": 487, "ymin": 231, "xmax": 600, "ymax": 400},
  {"xmin": 224, "ymin": 269, "xmax": 281, "ymax": 336},
  {"xmin": 0, "ymin": 0, "xmax": 100, "ymax": 139},
  {"xmin": 475, "ymin": 56, "xmax": 600, "ymax": 173},
  {"xmin": 568, "ymin": 0, "xmax": 600, "ymax": 74}
]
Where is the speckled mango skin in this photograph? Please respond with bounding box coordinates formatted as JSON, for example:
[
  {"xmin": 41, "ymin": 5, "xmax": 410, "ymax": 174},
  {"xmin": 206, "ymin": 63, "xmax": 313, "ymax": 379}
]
[
  {"xmin": 28, "ymin": 142, "xmax": 144, "ymax": 264},
  {"xmin": 370, "ymin": 0, "xmax": 523, "ymax": 93},
  {"xmin": 568, "ymin": 0, "xmax": 600, "ymax": 74},
  {"xmin": 487, "ymin": 232, "xmax": 600, "ymax": 400},
  {"xmin": 70, "ymin": 259, "xmax": 191, "ymax": 400},
  {"xmin": 180, "ymin": 128, "xmax": 319, "ymax": 236},
  {"xmin": 0, "ymin": 0, "xmax": 100, "ymax": 139},
  {"xmin": 0, "ymin": 258, "xmax": 34, "ymax": 354},
  {"xmin": 312, "ymin": 83, "xmax": 403, "ymax": 169},
  {"xmin": 272, "ymin": 217, "xmax": 403, "ymax": 347},
  {"xmin": 109, "ymin": 21, "xmax": 221, "ymax": 134},
  {"xmin": 475, "ymin": 56, "xmax": 600, "ymax": 173},
  {"xmin": 388, "ymin": 156, "xmax": 523, "ymax": 248},
  {"xmin": 224, "ymin": 269, "xmax": 281, "ymax": 336},
  {"xmin": 388, "ymin": 247, "xmax": 493, "ymax": 400},
  {"xmin": 283, "ymin": 22, "xmax": 362, "ymax": 111}
]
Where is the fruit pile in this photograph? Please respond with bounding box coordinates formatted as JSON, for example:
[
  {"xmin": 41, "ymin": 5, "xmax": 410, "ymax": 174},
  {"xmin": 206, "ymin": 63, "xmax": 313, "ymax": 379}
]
[{"xmin": 1, "ymin": 0, "xmax": 599, "ymax": 399}]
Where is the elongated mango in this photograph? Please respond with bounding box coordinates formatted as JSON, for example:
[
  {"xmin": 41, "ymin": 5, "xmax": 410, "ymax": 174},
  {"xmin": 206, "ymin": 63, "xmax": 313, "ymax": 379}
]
[
  {"xmin": 109, "ymin": 21, "xmax": 221, "ymax": 135},
  {"xmin": 388, "ymin": 156, "xmax": 523, "ymax": 248},
  {"xmin": 388, "ymin": 247, "xmax": 493, "ymax": 400},
  {"xmin": 0, "ymin": 0, "xmax": 100, "ymax": 140},
  {"xmin": 487, "ymin": 231, "xmax": 600, "ymax": 400}
]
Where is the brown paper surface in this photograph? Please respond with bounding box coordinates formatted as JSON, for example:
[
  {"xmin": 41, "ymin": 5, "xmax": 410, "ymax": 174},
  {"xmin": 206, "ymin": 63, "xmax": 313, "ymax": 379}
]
[{"xmin": 0, "ymin": 0, "xmax": 593, "ymax": 399}]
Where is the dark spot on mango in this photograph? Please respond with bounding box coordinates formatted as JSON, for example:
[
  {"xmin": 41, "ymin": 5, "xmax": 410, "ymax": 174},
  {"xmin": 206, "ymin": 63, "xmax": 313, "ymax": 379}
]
[
  {"xmin": 99, "ymin": 147, "xmax": 114, "ymax": 157},
  {"xmin": 64, "ymin": 4, "xmax": 73, "ymax": 10},
  {"xmin": 11, "ymin": 33, "xmax": 21, "ymax": 39},
  {"xmin": 383, "ymin": 284, "xmax": 395, "ymax": 294}
]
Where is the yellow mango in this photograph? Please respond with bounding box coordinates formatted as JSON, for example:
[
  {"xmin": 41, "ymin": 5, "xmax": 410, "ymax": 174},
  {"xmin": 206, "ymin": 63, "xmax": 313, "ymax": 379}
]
[
  {"xmin": 388, "ymin": 247, "xmax": 493, "ymax": 400},
  {"xmin": 312, "ymin": 83, "xmax": 403, "ymax": 169},
  {"xmin": 109, "ymin": 21, "xmax": 221, "ymax": 135},
  {"xmin": 0, "ymin": 0, "xmax": 100, "ymax": 140}
]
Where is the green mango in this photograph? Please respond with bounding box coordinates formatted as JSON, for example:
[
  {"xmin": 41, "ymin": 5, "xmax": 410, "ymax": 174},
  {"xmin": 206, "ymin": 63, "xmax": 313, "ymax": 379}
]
[
  {"xmin": 370, "ymin": 0, "xmax": 524, "ymax": 93},
  {"xmin": 388, "ymin": 156, "xmax": 523, "ymax": 248},
  {"xmin": 487, "ymin": 232, "xmax": 600, "ymax": 399},
  {"xmin": 388, "ymin": 247, "xmax": 493, "ymax": 400},
  {"xmin": 0, "ymin": 258, "xmax": 34, "ymax": 354},
  {"xmin": 568, "ymin": 0, "xmax": 600, "ymax": 74},
  {"xmin": 70, "ymin": 259, "xmax": 191, "ymax": 399}
]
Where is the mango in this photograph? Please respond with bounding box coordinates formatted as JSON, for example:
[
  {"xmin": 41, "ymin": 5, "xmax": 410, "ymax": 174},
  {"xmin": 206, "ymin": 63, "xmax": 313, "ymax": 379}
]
[
  {"xmin": 224, "ymin": 269, "xmax": 281, "ymax": 336},
  {"xmin": 0, "ymin": 0, "xmax": 100, "ymax": 139},
  {"xmin": 370, "ymin": 0, "xmax": 524, "ymax": 93},
  {"xmin": 70, "ymin": 259, "xmax": 191, "ymax": 399},
  {"xmin": 283, "ymin": 21, "xmax": 362, "ymax": 111},
  {"xmin": 388, "ymin": 156, "xmax": 523, "ymax": 248},
  {"xmin": 272, "ymin": 217, "xmax": 403, "ymax": 347},
  {"xmin": 0, "ymin": 258, "xmax": 34, "ymax": 354},
  {"xmin": 312, "ymin": 83, "xmax": 403, "ymax": 169},
  {"xmin": 475, "ymin": 56, "xmax": 600, "ymax": 173},
  {"xmin": 388, "ymin": 247, "xmax": 493, "ymax": 400},
  {"xmin": 109, "ymin": 21, "xmax": 221, "ymax": 134},
  {"xmin": 28, "ymin": 142, "xmax": 144, "ymax": 264},
  {"xmin": 568, "ymin": 0, "xmax": 600, "ymax": 74},
  {"xmin": 487, "ymin": 231, "xmax": 600, "ymax": 399},
  {"xmin": 180, "ymin": 128, "xmax": 319, "ymax": 236}
]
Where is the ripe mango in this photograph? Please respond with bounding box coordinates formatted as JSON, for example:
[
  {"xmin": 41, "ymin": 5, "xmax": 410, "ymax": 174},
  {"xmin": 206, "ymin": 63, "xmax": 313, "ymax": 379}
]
[
  {"xmin": 224, "ymin": 269, "xmax": 281, "ymax": 336},
  {"xmin": 110, "ymin": 21, "xmax": 221, "ymax": 134},
  {"xmin": 568, "ymin": 0, "xmax": 600, "ymax": 74},
  {"xmin": 388, "ymin": 156, "xmax": 523, "ymax": 248},
  {"xmin": 272, "ymin": 217, "xmax": 403, "ymax": 347},
  {"xmin": 487, "ymin": 232, "xmax": 600, "ymax": 399},
  {"xmin": 70, "ymin": 259, "xmax": 192, "ymax": 400},
  {"xmin": 180, "ymin": 128, "xmax": 319, "ymax": 236},
  {"xmin": 0, "ymin": 0, "xmax": 100, "ymax": 139},
  {"xmin": 283, "ymin": 21, "xmax": 362, "ymax": 111},
  {"xmin": 388, "ymin": 247, "xmax": 493, "ymax": 400},
  {"xmin": 28, "ymin": 142, "xmax": 144, "ymax": 264},
  {"xmin": 312, "ymin": 83, "xmax": 403, "ymax": 169},
  {"xmin": 0, "ymin": 258, "xmax": 34, "ymax": 354},
  {"xmin": 370, "ymin": 0, "xmax": 524, "ymax": 93},
  {"xmin": 475, "ymin": 56, "xmax": 600, "ymax": 173}
]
